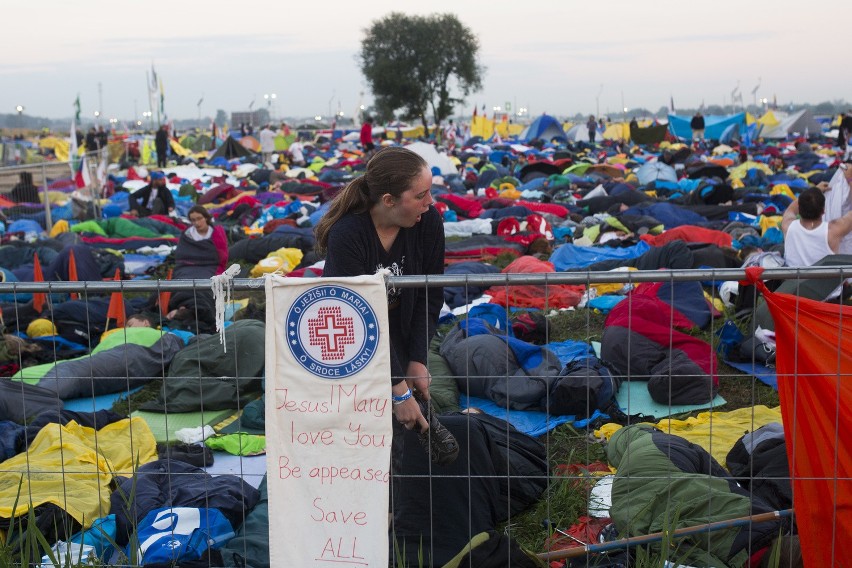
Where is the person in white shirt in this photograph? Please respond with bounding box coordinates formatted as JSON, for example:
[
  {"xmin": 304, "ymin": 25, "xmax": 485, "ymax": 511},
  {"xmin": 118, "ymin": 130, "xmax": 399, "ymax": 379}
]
[
  {"xmin": 782, "ymin": 166, "xmax": 852, "ymax": 267},
  {"xmin": 288, "ymin": 139, "xmax": 306, "ymax": 167},
  {"xmin": 258, "ymin": 124, "xmax": 276, "ymax": 166}
]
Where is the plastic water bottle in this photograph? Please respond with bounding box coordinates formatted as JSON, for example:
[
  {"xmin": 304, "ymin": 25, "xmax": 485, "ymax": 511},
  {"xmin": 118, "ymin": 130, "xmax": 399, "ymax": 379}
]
[{"xmin": 40, "ymin": 542, "xmax": 96, "ymax": 567}]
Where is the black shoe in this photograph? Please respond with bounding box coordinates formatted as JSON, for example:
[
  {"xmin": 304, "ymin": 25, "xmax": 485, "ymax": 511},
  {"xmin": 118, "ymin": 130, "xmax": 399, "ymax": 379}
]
[
  {"xmin": 417, "ymin": 399, "xmax": 460, "ymax": 467},
  {"xmin": 601, "ymin": 402, "xmax": 655, "ymax": 427},
  {"xmin": 158, "ymin": 442, "xmax": 214, "ymax": 467}
]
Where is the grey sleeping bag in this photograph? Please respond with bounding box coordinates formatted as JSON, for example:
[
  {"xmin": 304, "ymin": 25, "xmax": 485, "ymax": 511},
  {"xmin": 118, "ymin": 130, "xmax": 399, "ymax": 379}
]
[{"xmin": 33, "ymin": 333, "xmax": 184, "ymax": 399}]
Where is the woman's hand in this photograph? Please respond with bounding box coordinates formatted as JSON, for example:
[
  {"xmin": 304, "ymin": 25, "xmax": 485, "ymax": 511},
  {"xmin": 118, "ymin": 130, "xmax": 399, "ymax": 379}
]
[
  {"xmin": 405, "ymin": 361, "xmax": 431, "ymax": 402},
  {"xmin": 391, "ymin": 396, "xmax": 428, "ymax": 431}
]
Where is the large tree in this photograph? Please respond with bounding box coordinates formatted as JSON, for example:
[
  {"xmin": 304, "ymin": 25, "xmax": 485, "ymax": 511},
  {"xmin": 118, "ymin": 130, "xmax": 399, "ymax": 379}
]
[{"xmin": 359, "ymin": 12, "xmax": 484, "ymax": 131}]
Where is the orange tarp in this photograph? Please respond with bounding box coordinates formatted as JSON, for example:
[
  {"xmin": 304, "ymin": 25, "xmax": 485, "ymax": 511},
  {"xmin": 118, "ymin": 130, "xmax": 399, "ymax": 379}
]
[{"xmin": 749, "ymin": 268, "xmax": 852, "ymax": 566}]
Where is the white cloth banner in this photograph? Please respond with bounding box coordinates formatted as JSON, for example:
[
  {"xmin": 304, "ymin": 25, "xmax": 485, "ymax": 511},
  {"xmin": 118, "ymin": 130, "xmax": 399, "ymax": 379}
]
[
  {"xmin": 265, "ymin": 273, "xmax": 392, "ymax": 567},
  {"xmin": 824, "ymin": 167, "xmax": 852, "ymax": 254}
]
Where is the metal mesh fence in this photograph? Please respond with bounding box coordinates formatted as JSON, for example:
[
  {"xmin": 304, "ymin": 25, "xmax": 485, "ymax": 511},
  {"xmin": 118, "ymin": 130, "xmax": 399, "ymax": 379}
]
[
  {"xmin": 0, "ymin": 266, "xmax": 845, "ymax": 566},
  {"xmin": 0, "ymin": 156, "xmax": 103, "ymax": 236}
]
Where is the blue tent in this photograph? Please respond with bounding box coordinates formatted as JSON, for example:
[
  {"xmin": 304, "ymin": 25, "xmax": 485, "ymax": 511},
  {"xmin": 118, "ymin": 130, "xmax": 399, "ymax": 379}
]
[
  {"xmin": 667, "ymin": 113, "xmax": 746, "ymax": 142},
  {"xmin": 519, "ymin": 115, "xmax": 567, "ymax": 143}
]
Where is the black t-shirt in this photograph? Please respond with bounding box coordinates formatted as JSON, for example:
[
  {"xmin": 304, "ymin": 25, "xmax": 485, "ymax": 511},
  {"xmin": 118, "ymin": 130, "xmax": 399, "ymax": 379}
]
[{"xmin": 323, "ymin": 207, "xmax": 445, "ymax": 381}]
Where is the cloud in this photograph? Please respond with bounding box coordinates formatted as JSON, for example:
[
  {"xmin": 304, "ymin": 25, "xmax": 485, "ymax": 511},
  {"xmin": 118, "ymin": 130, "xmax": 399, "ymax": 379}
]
[{"xmin": 504, "ymin": 30, "xmax": 781, "ymax": 54}]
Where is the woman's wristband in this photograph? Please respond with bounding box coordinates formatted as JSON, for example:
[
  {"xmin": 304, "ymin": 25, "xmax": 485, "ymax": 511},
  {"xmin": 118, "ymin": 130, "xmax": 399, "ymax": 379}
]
[{"xmin": 392, "ymin": 389, "xmax": 412, "ymax": 405}]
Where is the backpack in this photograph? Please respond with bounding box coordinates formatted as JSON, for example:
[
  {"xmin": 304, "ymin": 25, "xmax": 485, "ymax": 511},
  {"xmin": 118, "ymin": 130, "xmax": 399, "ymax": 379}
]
[
  {"xmin": 130, "ymin": 507, "xmax": 234, "ymax": 565},
  {"xmin": 737, "ymin": 336, "xmax": 777, "ymax": 367},
  {"xmin": 549, "ymin": 356, "xmax": 621, "ymax": 418}
]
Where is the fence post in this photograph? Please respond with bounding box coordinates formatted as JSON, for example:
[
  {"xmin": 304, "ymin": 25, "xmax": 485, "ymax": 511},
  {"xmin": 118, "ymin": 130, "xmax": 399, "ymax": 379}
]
[{"xmin": 41, "ymin": 161, "xmax": 53, "ymax": 232}]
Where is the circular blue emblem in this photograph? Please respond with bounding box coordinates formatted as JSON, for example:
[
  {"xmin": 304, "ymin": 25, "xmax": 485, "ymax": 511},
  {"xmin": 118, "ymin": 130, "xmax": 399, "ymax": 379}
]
[{"xmin": 285, "ymin": 285, "xmax": 379, "ymax": 379}]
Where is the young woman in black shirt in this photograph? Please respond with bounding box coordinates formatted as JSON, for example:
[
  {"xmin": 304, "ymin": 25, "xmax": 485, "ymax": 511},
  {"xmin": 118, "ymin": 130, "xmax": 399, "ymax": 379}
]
[{"xmin": 315, "ymin": 147, "xmax": 446, "ymax": 434}]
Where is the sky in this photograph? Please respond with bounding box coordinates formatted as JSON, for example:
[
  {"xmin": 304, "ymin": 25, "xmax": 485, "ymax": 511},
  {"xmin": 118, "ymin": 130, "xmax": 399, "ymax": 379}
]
[{"xmin": 3, "ymin": 0, "xmax": 848, "ymax": 124}]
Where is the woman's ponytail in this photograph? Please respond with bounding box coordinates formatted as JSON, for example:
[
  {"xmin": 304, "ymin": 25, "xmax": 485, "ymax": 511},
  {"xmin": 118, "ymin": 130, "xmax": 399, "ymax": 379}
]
[{"xmin": 314, "ymin": 175, "xmax": 371, "ymax": 255}]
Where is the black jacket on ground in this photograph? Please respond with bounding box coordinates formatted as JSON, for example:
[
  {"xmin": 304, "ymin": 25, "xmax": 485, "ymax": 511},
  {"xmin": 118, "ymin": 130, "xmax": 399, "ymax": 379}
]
[
  {"xmin": 391, "ymin": 413, "xmax": 546, "ymax": 566},
  {"xmin": 726, "ymin": 422, "xmax": 793, "ymax": 512},
  {"xmin": 110, "ymin": 459, "xmax": 260, "ymax": 547}
]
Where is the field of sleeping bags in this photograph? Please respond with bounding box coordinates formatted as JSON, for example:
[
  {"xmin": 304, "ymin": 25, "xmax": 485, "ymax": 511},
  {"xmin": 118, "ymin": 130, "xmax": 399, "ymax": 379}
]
[{"xmin": 1, "ymin": 129, "xmax": 847, "ymax": 566}]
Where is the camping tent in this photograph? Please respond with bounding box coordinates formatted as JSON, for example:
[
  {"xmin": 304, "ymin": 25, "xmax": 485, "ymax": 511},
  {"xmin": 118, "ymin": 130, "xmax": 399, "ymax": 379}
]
[
  {"xmin": 602, "ymin": 122, "xmax": 630, "ymax": 141},
  {"xmin": 760, "ymin": 109, "xmax": 822, "ymax": 139},
  {"xmin": 756, "ymin": 111, "xmax": 780, "ymax": 129},
  {"xmin": 564, "ymin": 124, "xmax": 592, "ymax": 142},
  {"xmin": 667, "ymin": 113, "xmax": 747, "ymax": 141},
  {"xmin": 210, "ymin": 136, "xmax": 252, "ymax": 160},
  {"xmin": 630, "ymin": 123, "xmax": 669, "ymax": 145},
  {"xmin": 519, "ymin": 115, "xmax": 566, "ymax": 143},
  {"xmin": 404, "ymin": 141, "xmax": 457, "ymax": 175}
]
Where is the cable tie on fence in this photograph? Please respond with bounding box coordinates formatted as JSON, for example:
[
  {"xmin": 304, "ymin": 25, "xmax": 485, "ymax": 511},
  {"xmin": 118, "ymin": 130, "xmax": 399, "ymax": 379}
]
[{"xmin": 211, "ymin": 263, "xmax": 242, "ymax": 352}]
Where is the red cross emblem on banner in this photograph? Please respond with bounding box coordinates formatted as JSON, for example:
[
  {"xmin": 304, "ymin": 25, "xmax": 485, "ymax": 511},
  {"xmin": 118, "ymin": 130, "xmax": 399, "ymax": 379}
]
[{"xmin": 307, "ymin": 306, "xmax": 355, "ymax": 360}]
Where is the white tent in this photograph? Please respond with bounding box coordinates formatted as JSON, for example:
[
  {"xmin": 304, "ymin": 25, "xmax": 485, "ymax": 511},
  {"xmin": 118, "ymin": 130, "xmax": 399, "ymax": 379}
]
[
  {"xmin": 404, "ymin": 141, "xmax": 456, "ymax": 175},
  {"xmin": 760, "ymin": 109, "xmax": 822, "ymax": 139},
  {"xmin": 342, "ymin": 126, "xmax": 386, "ymax": 142},
  {"xmin": 564, "ymin": 124, "xmax": 593, "ymax": 142}
]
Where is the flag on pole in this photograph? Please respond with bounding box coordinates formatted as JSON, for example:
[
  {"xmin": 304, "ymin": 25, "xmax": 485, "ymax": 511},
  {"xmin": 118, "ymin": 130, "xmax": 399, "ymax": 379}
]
[
  {"xmin": 159, "ymin": 76, "xmax": 166, "ymax": 121},
  {"xmin": 106, "ymin": 268, "xmax": 125, "ymax": 330},
  {"xmin": 149, "ymin": 64, "xmax": 158, "ymax": 94},
  {"xmin": 32, "ymin": 254, "xmax": 46, "ymax": 313},
  {"xmin": 473, "ymin": 104, "xmax": 478, "ymax": 118},
  {"xmin": 75, "ymin": 155, "xmax": 91, "ymax": 189},
  {"xmin": 68, "ymin": 249, "xmax": 79, "ymax": 300},
  {"xmin": 69, "ymin": 97, "xmax": 80, "ymax": 174},
  {"xmin": 96, "ymin": 153, "xmax": 108, "ymax": 187},
  {"xmin": 147, "ymin": 65, "xmax": 158, "ymax": 122}
]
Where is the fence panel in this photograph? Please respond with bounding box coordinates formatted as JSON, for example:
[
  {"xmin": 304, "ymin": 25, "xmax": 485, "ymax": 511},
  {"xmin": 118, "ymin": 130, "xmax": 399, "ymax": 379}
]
[
  {"xmin": 0, "ymin": 154, "xmax": 102, "ymax": 235},
  {"xmin": 0, "ymin": 267, "xmax": 844, "ymax": 566}
]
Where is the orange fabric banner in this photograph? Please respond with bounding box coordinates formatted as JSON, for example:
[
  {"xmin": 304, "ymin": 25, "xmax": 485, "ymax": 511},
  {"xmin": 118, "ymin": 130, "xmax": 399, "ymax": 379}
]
[
  {"xmin": 159, "ymin": 268, "xmax": 173, "ymax": 318},
  {"xmin": 752, "ymin": 269, "xmax": 852, "ymax": 565},
  {"xmin": 106, "ymin": 268, "xmax": 125, "ymax": 329},
  {"xmin": 68, "ymin": 249, "xmax": 79, "ymax": 300},
  {"xmin": 32, "ymin": 254, "xmax": 46, "ymax": 313}
]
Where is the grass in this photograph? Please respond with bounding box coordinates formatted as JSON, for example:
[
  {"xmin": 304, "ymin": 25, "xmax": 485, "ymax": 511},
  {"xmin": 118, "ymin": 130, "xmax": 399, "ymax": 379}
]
[{"xmin": 495, "ymin": 300, "xmax": 782, "ymax": 563}]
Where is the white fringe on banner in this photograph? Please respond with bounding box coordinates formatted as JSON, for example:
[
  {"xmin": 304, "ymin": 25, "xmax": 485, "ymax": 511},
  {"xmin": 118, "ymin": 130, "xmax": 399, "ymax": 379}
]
[{"xmin": 211, "ymin": 263, "xmax": 241, "ymax": 352}]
